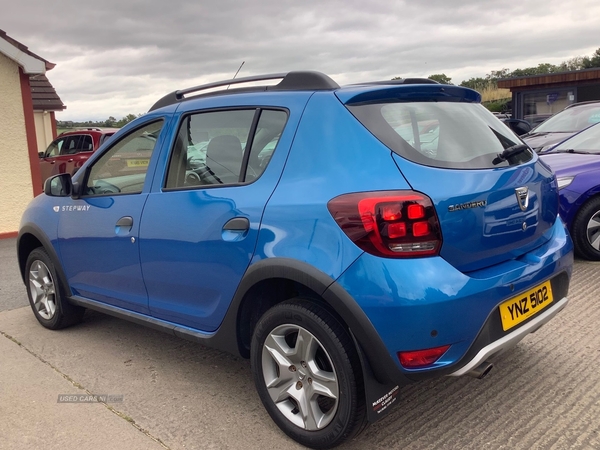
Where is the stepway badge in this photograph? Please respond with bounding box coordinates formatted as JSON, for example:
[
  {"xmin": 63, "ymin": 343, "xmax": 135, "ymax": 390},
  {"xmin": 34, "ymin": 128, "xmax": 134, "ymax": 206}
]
[{"xmin": 53, "ymin": 205, "xmax": 91, "ymax": 212}]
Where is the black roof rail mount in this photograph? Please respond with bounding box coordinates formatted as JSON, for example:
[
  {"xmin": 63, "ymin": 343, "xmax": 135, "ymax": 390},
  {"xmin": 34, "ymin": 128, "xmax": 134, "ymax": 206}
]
[{"xmin": 149, "ymin": 71, "xmax": 340, "ymax": 112}]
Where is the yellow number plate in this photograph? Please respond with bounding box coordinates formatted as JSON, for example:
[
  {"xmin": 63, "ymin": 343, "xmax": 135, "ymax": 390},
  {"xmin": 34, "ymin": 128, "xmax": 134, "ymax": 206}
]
[
  {"xmin": 126, "ymin": 159, "xmax": 149, "ymax": 167},
  {"xmin": 499, "ymin": 280, "xmax": 553, "ymax": 331}
]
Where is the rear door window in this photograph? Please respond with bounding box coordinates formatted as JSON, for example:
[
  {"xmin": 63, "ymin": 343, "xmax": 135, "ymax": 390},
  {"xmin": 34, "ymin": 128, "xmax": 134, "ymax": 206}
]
[
  {"xmin": 165, "ymin": 108, "xmax": 287, "ymax": 189},
  {"xmin": 348, "ymin": 102, "xmax": 533, "ymax": 169},
  {"xmin": 59, "ymin": 135, "xmax": 82, "ymax": 155}
]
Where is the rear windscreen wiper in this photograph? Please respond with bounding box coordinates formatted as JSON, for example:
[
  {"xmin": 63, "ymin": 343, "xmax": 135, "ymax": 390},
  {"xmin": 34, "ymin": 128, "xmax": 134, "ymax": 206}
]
[{"xmin": 492, "ymin": 144, "xmax": 530, "ymax": 165}]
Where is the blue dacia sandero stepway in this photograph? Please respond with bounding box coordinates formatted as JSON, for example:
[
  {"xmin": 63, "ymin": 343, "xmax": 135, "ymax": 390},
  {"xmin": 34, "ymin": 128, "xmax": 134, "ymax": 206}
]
[{"xmin": 18, "ymin": 72, "xmax": 573, "ymax": 449}]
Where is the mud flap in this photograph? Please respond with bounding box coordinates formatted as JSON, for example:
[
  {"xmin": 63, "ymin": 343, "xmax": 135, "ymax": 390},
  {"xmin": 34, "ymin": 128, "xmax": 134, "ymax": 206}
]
[{"xmin": 350, "ymin": 332, "xmax": 401, "ymax": 423}]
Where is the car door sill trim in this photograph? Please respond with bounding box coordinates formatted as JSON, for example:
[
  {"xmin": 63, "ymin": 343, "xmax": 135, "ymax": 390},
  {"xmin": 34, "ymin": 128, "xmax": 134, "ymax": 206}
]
[{"xmin": 68, "ymin": 295, "xmax": 215, "ymax": 339}]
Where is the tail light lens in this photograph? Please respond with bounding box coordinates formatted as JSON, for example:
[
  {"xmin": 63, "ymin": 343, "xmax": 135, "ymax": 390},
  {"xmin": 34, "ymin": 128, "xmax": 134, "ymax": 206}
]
[{"xmin": 327, "ymin": 190, "xmax": 442, "ymax": 258}]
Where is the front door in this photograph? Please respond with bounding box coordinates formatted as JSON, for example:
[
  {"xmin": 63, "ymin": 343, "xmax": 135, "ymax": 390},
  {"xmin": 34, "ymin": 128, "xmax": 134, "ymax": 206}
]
[
  {"xmin": 39, "ymin": 133, "xmax": 93, "ymax": 187},
  {"xmin": 57, "ymin": 120, "xmax": 165, "ymax": 313}
]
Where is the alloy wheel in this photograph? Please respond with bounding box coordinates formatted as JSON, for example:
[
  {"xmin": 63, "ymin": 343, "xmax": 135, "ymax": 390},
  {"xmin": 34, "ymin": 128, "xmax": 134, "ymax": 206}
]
[
  {"xmin": 586, "ymin": 210, "xmax": 600, "ymax": 251},
  {"xmin": 261, "ymin": 324, "xmax": 339, "ymax": 430},
  {"xmin": 29, "ymin": 260, "xmax": 57, "ymax": 320}
]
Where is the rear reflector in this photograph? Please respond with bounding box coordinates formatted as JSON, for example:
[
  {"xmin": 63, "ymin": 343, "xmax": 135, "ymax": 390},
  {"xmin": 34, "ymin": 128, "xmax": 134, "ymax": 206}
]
[
  {"xmin": 327, "ymin": 190, "xmax": 442, "ymax": 258},
  {"xmin": 398, "ymin": 345, "xmax": 450, "ymax": 368}
]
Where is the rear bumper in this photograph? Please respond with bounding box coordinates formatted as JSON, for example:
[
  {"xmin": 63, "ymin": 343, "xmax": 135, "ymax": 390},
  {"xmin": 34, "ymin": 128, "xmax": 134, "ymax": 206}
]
[
  {"xmin": 449, "ymin": 296, "xmax": 568, "ymax": 376},
  {"xmin": 334, "ymin": 217, "xmax": 573, "ymax": 384}
]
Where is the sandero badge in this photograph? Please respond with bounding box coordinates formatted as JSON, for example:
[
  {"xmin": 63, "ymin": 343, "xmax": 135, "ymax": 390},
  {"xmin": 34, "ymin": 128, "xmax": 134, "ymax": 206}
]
[
  {"xmin": 17, "ymin": 71, "xmax": 573, "ymax": 448},
  {"xmin": 448, "ymin": 200, "xmax": 487, "ymax": 212}
]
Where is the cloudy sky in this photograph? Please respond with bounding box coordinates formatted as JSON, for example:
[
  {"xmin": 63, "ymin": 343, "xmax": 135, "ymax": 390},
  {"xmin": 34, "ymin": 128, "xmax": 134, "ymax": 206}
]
[{"xmin": 3, "ymin": 0, "xmax": 599, "ymax": 121}]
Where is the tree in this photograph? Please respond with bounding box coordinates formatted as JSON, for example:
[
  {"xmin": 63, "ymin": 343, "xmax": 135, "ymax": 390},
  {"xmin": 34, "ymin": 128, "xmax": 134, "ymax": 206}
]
[
  {"xmin": 115, "ymin": 114, "xmax": 139, "ymax": 127},
  {"xmin": 460, "ymin": 77, "xmax": 489, "ymax": 90},
  {"xmin": 582, "ymin": 48, "xmax": 600, "ymax": 69},
  {"xmin": 428, "ymin": 73, "xmax": 452, "ymax": 84},
  {"xmin": 509, "ymin": 63, "xmax": 560, "ymax": 77},
  {"xmin": 488, "ymin": 69, "xmax": 511, "ymax": 80},
  {"xmin": 558, "ymin": 56, "xmax": 586, "ymax": 72},
  {"xmin": 104, "ymin": 116, "xmax": 116, "ymax": 127}
]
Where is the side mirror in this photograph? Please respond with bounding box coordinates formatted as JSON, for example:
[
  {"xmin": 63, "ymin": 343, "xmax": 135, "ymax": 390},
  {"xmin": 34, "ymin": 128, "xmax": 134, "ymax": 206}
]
[
  {"xmin": 44, "ymin": 173, "xmax": 73, "ymax": 197},
  {"xmin": 502, "ymin": 119, "xmax": 532, "ymax": 136},
  {"xmin": 38, "ymin": 151, "xmax": 45, "ymax": 158}
]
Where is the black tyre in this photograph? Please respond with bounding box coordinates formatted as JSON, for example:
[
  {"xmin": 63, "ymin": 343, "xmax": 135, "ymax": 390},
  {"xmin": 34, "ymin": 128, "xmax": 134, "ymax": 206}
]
[
  {"xmin": 25, "ymin": 248, "xmax": 85, "ymax": 329},
  {"xmin": 251, "ymin": 299, "xmax": 366, "ymax": 449},
  {"xmin": 571, "ymin": 197, "xmax": 600, "ymax": 261}
]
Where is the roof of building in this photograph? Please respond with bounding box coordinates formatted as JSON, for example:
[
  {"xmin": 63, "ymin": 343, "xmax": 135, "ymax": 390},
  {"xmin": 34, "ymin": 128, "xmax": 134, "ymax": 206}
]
[
  {"xmin": 0, "ymin": 29, "xmax": 54, "ymax": 73},
  {"xmin": 0, "ymin": 29, "xmax": 65, "ymax": 111},
  {"xmin": 29, "ymin": 74, "xmax": 66, "ymax": 111},
  {"xmin": 498, "ymin": 67, "xmax": 600, "ymax": 90}
]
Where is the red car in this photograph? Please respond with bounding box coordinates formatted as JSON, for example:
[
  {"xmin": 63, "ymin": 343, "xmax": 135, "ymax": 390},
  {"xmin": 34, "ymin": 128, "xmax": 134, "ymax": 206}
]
[{"xmin": 38, "ymin": 128, "xmax": 118, "ymax": 187}]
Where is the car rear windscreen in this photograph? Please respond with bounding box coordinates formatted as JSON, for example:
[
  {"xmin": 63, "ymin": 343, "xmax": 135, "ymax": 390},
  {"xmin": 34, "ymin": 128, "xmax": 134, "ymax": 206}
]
[{"xmin": 348, "ymin": 102, "xmax": 533, "ymax": 169}]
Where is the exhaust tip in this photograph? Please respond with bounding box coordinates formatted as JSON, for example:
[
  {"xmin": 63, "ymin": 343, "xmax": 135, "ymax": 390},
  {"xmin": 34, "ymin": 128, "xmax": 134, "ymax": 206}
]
[{"xmin": 467, "ymin": 361, "xmax": 494, "ymax": 379}]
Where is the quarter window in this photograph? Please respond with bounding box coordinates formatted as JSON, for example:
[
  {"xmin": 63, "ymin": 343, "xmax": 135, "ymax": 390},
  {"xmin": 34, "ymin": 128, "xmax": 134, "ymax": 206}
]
[
  {"xmin": 59, "ymin": 135, "xmax": 81, "ymax": 155},
  {"xmin": 84, "ymin": 120, "xmax": 163, "ymax": 196}
]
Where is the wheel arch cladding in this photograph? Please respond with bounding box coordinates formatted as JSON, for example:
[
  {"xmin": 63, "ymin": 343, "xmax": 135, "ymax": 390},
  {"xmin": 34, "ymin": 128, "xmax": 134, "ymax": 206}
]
[
  {"xmin": 231, "ymin": 258, "xmax": 335, "ymax": 358},
  {"xmin": 229, "ymin": 258, "xmax": 410, "ymax": 386},
  {"xmin": 17, "ymin": 226, "xmax": 71, "ymax": 297}
]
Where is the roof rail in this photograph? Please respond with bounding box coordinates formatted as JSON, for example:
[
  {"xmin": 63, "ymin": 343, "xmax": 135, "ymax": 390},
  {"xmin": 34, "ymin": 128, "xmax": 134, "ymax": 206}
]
[{"xmin": 149, "ymin": 71, "xmax": 340, "ymax": 112}]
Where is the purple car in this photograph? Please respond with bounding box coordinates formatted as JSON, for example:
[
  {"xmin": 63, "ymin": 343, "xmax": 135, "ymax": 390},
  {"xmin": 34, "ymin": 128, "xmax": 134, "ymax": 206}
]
[
  {"xmin": 523, "ymin": 101, "xmax": 600, "ymax": 153},
  {"xmin": 540, "ymin": 122, "xmax": 600, "ymax": 260}
]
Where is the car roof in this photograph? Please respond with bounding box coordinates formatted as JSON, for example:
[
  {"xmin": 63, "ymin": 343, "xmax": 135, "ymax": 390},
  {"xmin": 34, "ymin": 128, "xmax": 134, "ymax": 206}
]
[
  {"xmin": 59, "ymin": 128, "xmax": 119, "ymax": 137},
  {"xmin": 149, "ymin": 71, "xmax": 339, "ymax": 112},
  {"xmin": 564, "ymin": 100, "xmax": 600, "ymax": 110},
  {"xmin": 148, "ymin": 71, "xmax": 480, "ymax": 112}
]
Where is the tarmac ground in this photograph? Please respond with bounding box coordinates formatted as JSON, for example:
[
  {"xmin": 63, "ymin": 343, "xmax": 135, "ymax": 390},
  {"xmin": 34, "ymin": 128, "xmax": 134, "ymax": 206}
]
[{"xmin": 1, "ymin": 237, "xmax": 599, "ymax": 449}]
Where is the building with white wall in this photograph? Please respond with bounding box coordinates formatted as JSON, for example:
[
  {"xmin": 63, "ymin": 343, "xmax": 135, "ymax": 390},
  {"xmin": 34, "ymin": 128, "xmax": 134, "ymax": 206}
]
[{"xmin": 0, "ymin": 29, "xmax": 64, "ymax": 237}]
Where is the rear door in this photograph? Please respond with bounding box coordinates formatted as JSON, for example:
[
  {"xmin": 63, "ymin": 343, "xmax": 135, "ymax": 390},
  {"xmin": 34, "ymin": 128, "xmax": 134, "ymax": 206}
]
[
  {"xmin": 346, "ymin": 93, "xmax": 558, "ymax": 273},
  {"xmin": 140, "ymin": 97, "xmax": 307, "ymax": 332}
]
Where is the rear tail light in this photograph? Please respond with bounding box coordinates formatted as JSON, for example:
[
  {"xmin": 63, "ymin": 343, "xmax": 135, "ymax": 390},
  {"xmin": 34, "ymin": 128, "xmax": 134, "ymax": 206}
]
[
  {"xmin": 398, "ymin": 345, "xmax": 450, "ymax": 368},
  {"xmin": 327, "ymin": 190, "xmax": 442, "ymax": 258}
]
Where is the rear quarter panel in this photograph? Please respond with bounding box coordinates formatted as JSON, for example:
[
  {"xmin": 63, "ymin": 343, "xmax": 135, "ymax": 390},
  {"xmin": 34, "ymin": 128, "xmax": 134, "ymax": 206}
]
[{"xmin": 255, "ymin": 92, "xmax": 413, "ymax": 278}]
